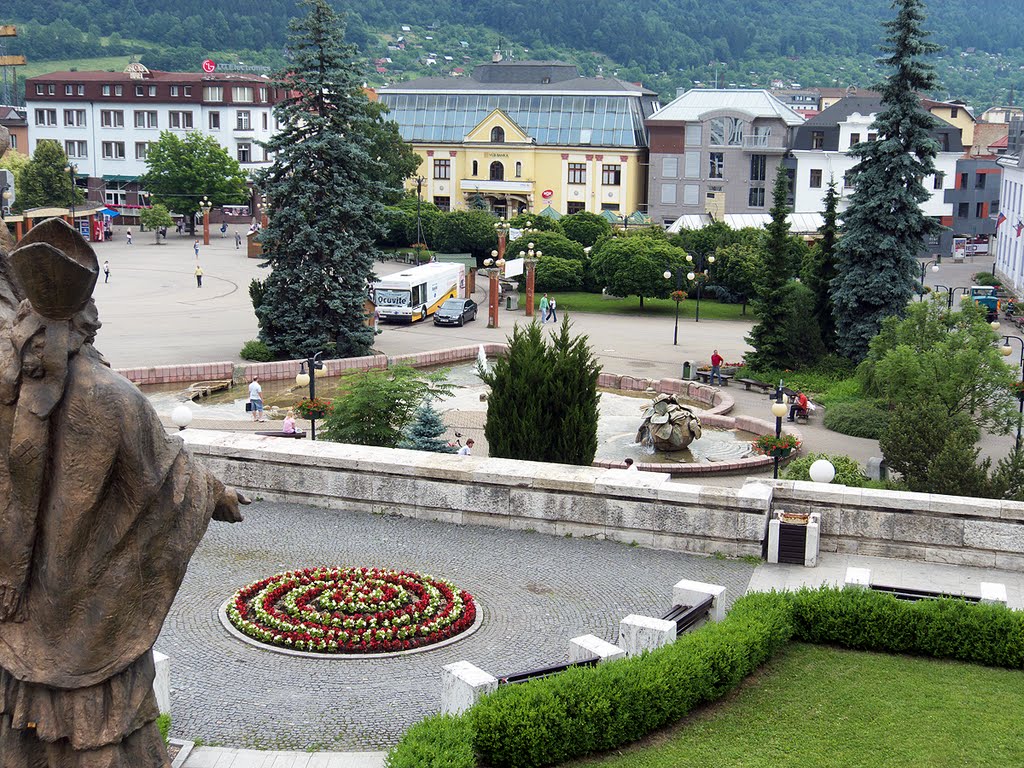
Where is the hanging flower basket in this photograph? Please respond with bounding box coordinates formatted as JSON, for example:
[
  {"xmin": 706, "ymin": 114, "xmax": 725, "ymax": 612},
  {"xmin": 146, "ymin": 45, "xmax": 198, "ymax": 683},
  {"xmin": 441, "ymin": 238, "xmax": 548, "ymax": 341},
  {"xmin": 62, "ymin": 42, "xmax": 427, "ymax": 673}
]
[
  {"xmin": 670, "ymin": 290, "xmax": 687, "ymax": 303},
  {"xmin": 296, "ymin": 397, "xmax": 334, "ymax": 420}
]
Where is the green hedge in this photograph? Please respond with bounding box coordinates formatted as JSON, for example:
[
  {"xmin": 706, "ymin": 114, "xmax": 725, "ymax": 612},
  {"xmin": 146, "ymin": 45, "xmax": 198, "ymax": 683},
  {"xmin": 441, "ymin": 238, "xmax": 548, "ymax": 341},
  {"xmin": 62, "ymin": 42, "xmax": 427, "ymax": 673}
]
[
  {"xmin": 385, "ymin": 588, "xmax": 1024, "ymax": 768},
  {"xmin": 782, "ymin": 452, "xmax": 869, "ymax": 487},
  {"xmin": 822, "ymin": 399, "xmax": 891, "ymax": 439}
]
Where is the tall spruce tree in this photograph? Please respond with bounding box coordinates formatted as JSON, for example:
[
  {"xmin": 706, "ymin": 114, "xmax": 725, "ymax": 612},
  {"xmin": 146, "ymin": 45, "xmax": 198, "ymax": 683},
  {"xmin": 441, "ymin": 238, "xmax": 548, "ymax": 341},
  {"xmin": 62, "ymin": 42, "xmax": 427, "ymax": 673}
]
[
  {"xmin": 744, "ymin": 166, "xmax": 794, "ymax": 370},
  {"xmin": 802, "ymin": 178, "xmax": 840, "ymax": 352},
  {"xmin": 831, "ymin": 0, "xmax": 942, "ymax": 361},
  {"xmin": 253, "ymin": 0, "xmax": 390, "ymax": 359}
]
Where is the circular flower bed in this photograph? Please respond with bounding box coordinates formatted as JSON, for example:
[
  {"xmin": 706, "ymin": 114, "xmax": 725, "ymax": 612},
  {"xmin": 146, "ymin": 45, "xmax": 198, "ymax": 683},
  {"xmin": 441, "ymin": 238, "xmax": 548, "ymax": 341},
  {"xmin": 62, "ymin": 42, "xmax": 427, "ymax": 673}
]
[{"xmin": 227, "ymin": 566, "xmax": 476, "ymax": 654}]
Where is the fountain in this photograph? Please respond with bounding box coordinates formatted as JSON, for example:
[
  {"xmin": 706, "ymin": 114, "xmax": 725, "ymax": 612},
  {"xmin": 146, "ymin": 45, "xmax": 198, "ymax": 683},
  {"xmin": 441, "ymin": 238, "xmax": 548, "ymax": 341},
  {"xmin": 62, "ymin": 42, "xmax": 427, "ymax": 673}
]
[{"xmin": 635, "ymin": 393, "xmax": 703, "ymax": 451}]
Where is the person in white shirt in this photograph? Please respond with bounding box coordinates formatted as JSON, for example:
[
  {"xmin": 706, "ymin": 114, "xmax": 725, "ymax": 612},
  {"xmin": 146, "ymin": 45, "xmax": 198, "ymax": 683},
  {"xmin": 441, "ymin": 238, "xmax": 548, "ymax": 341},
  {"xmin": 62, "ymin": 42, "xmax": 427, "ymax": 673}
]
[
  {"xmin": 624, "ymin": 457, "xmax": 639, "ymax": 471},
  {"xmin": 248, "ymin": 377, "xmax": 265, "ymax": 422},
  {"xmin": 458, "ymin": 438, "xmax": 475, "ymax": 456}
]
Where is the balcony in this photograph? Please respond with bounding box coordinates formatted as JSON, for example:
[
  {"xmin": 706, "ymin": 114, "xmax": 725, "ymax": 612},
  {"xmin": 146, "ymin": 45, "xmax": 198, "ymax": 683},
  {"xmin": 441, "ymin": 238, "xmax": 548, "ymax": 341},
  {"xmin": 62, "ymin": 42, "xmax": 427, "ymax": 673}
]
[
  {"xmin": 741, "ymin": 135, "xmax": 787, "ymax": 153},
  {"xmin": 459, "ymin": 179, "xmax": 534, "ymax": 193}
]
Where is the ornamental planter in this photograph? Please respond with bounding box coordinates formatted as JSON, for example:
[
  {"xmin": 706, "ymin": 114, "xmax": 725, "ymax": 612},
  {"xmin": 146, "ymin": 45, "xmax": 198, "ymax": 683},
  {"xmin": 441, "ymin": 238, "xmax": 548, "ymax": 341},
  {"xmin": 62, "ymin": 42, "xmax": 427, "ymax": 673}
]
[{"xmin": 769, "ymin": 446, "xmax": 793, "ymax": 459}]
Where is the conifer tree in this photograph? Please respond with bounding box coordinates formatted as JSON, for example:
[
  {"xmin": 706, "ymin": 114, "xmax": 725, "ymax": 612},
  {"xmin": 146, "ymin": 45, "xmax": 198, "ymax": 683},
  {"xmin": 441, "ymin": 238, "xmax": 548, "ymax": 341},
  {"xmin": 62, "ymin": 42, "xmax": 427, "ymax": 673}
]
[
  {"xmin": 831, "ymin": 0, "xmax": 942, "ymax": 360},
  {"xmin": 802, "ymin": 178, "xmax": 840, "ymax": 352},
  {"xmin": 253, "ymin": 0, "xmax": 391, "ymax": 359},
  {"xmin": 745, "ymin": 166, "xmax": 795, "ymax": 370},
  {"xmin": 399, "ymin": 401, "xmax": 456, "ymax": 453}
]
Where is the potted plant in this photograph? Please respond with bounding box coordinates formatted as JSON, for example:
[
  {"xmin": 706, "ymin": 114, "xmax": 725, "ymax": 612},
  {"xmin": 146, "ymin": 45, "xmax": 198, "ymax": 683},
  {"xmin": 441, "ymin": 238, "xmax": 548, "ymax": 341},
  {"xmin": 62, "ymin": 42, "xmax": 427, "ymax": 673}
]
[
  {"xmin": 753, "ymin": 433, "xmax": 801, "ymax": 458},
  {"xmin": 670, "ymin": 289, "xmax": 687, "ymax": 304},
  {"xmin": 296, "ymin": 397, "xmax": 334, "ymax": 420}
]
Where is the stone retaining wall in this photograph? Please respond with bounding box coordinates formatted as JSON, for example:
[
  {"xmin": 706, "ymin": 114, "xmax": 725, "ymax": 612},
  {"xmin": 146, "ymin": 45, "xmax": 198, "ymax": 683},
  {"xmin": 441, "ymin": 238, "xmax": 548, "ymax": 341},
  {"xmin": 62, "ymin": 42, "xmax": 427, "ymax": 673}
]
[
  {"xmin": 115, "ymin": 361, "xmax": 235, "ymax": 386},
  {"xmin": 181, "ymin": 432, "xmax": 1024, "ymax": 570}
]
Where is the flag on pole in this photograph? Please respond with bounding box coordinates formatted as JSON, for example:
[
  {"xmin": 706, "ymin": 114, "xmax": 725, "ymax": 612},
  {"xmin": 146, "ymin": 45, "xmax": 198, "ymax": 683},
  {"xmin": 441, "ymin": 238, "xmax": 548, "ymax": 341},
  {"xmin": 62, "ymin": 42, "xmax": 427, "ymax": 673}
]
[
  {"xmin": 996, "ymin": 212, "xmax": 1007, "ymax": 229},
  {"xmin": 1016, "ymin": 219, "xmax": 1024, "ymax": 238}
]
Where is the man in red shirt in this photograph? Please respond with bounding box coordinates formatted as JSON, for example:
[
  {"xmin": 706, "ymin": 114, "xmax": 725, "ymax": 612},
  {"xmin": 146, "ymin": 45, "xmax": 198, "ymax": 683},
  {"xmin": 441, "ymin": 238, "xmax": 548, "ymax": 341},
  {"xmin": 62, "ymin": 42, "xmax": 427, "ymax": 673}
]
[
  {"xmin": 710, "ymin": 349, "xmax": 724, "ymax": 385},
  {"xmin": 788, "ymin": 391, "xmax": 809, "ymax": 421}
]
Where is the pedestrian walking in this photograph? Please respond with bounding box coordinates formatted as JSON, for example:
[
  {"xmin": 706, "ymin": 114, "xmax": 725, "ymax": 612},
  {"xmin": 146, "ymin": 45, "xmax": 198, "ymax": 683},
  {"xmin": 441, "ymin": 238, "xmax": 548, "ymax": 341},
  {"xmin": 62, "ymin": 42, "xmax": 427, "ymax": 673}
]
[
  {"xmin": 176, "ymin": 220, "xmax": 184, "ymax": 235},
  {"xmin": 193, "ymin": 240, "xmax": 200, "ymax": 258},
  {"xmin": 125, "ymin": 230, "xmax": 132, "ymax": 246},
  {"xmin": 195, "ymin": 265, "xmax": 203, "ymax": 288},
  {"xmin": 710, "ymin": 349, "xmax": 724, "ymax": 386},
  {"xmin": 103, "ymin": 261, "xmax": 110, "ymax": 283},
  {"xmin": 235, "ymin": 231, "xmax": 242, "ymax": 249},
  {"xmin": 539, "ymin": 293, "xmax": 550, "ymax": 323},
  {"xmin": 248, "ymin": 377, "xmax": 265, "ymax": 422},
  {"xmin": 220, "ymin": 222, "xmax": 228, "ymax": 238},
  {"xmin": 548, "ymin": 296, "xmax": 557, "ymax": 323}
]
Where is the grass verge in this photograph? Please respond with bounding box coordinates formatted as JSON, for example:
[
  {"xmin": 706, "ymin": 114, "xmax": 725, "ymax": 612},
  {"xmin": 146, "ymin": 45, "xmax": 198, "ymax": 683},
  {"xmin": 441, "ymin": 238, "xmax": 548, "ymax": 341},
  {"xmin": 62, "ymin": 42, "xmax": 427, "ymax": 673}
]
[{"xmin": 532, "ymin": 293, "xmax": 752, "ymax": 320}]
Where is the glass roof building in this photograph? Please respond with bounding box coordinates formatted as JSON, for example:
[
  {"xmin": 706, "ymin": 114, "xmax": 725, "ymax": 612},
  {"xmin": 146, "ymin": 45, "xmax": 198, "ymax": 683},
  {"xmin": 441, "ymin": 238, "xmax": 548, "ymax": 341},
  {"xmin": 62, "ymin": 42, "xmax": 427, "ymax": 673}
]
[{"xmin": 378, "ymin": 62, "xmax": 660, "ymax": 217}]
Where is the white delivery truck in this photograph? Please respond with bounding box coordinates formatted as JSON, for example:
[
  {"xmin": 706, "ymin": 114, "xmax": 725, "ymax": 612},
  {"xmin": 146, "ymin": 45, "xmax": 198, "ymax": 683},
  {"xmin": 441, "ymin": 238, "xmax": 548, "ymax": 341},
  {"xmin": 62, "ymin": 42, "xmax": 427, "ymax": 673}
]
[{"xmin": 373, "ymin": 262, "xmax": 466, "ymax": 323}]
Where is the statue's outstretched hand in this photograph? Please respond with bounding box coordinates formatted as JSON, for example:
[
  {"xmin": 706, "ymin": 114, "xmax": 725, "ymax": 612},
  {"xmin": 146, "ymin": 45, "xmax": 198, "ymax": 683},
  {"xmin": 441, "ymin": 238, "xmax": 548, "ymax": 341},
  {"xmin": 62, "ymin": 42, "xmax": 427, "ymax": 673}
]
[{"xmin": 213, "ymin": 489, "xmax": 250, "ymax": 523}]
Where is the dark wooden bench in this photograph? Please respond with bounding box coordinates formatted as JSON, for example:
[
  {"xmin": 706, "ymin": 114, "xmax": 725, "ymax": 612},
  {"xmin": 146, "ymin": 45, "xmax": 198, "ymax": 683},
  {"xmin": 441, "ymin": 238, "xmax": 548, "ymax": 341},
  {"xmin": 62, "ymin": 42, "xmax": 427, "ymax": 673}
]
[
  {"xmin": 735, "ymin": 377, "xmax": 772, "ymax": 394},
  {"xmin": 255, "ymin": 430, "xmax": 307, "ymax": 439},
  {"xmin": 695, "ymin": 370, "xmax": 732, "ymax": 386}
]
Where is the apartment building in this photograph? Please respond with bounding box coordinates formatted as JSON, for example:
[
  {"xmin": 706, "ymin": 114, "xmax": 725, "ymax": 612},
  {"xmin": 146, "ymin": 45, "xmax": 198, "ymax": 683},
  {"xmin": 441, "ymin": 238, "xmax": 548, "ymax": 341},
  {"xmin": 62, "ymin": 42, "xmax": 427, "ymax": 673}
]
[{"xmin": 25, "ymin": 63, "xmax": 281, "ymax": 207}]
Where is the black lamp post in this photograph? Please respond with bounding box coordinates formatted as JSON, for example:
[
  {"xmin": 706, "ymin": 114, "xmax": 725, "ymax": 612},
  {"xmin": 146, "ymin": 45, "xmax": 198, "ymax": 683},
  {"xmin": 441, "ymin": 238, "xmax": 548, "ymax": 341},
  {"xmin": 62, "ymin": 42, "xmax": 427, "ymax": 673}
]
[
  {"xmin": 64, "ymin": 163, "xmax": 78, "ymax": 219},
  {"xmin": 686, "ymin": 250, "xmax": 716, "ymax": 323},
  {"xmin": 918, "ymin": 258, "xmax": 939, "ymax": 301},
  {"xmin": 0, "ymin": 185, "xmax": 10, "ymax": 223},
  {"xmin": 949, "ymin": 286, "xmax": 972, "ymax": 309},
  {"xmin": 662, "ymin": 266, "xmax": 686, "ymax": 346},
  {"xmin": 295, "ymin": 351, "xmax": 325, "ymax": 441},
  {"xmin": 1001, "ymin": 335, "xmax": 1024, "ymax": 450},
  {"xmin": 769, "ymin": 382, "xmax": 789, "ymax": 479},
  {"xmin": 415, "ymin": 175, "xmax": 426, "ymax": 248}
]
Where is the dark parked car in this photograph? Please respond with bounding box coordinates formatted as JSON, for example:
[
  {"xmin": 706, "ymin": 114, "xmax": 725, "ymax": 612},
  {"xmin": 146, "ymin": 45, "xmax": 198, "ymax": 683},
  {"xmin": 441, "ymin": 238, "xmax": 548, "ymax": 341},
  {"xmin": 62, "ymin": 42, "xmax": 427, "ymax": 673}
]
[{"xmin": 433, "ymin": 298, "xmax": 478, "ymax": 326}]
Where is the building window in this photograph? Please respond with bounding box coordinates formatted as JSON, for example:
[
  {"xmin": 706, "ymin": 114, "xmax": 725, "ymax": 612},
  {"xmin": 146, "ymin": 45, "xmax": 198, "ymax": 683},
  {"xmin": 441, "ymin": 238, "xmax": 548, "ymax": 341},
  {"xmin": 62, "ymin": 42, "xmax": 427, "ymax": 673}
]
[
  {"xmin": 602, "ymin": 164, "xmax": 621, "ymax": 186},
  {"xmin": 568, "ymin": 162, "xmax": 586, "ymax": 184},
  {"xmin": 102, "ymin": 84, "xmax": 112, "ymax": 96},
  {"xmin": 683, "ymin": 184, "xmax": 699, "ymax": 206},
  {"xmin": 951, "ymin": 107, "xmax": 959, "ymax": 119},
  {"xmin": 102, "ymin": 141, "xmax": 126, "ymax": 160},
  {"xmin": 135, "ymin": 142, "xmax": 151, "ymax": 160},
  {"xmin": 748, "ymin": 187, "xmax": 766, "ymax": 207},
  {"xmin": 77, "ymin": 85, "xmax": 85, "ymax": 96},
  {"xmin": 684, "ymin": 124, "xmax": 702, "ymax": 146},
  {"xmin": 959, "ymin": 172, "xmax": 969, "ymax": 188},
  {"xmin": 65, "ymin": 84, "xmax": 73, "ymax": 96},
  {"xmin": 63, "ymin": 109, "xmax": 86, "ymax": 127},
  {"xmin": 957, "ymin": 202, "xmax": 969, "ymax": 218},
  {"xmin": 433, "ymin": 196, "xmax": 450, "ymax": 211},
  {"xmin": 114, "ymin": 85, "xmax": 123, "ymax": 96},
  {"xmin": 262, "ymin": 112, "xmax": 268, "ymax": 130},
  {"xmin": 489, "ymin": 161, "xmax": 504, "ymax": 181},
  {"xmin": 868, "ymin": 132, "xmax": 877, "ymax": 142},
  {"xmin": 236, "ymin": 110, "xmax": 251, "ymax": 130},
  {"xmin": 8, "ymin": 134, "xmax": 15, "ymax": 149},
  {"xmin": 683, "ymin": 151, "xmax": 699, "ymax": 179},
  {"xmin": 662, "ymin": 157, "xmax": 679, "ymax": 178},
  {"xmin": 104, "ymin": 184, "xmax": 127, "ymax": 206},
  {"xmin": 660, "ymin": 183, "xmax": 677, "ymax": 205},
  {"xmin": 750, "ymin": 154, "xmax": 766, "ymax": 182},
  {"xmin": 433, "ymin": 158, "xmax": 450, "ymax": 179},
  {"xmin": 843, "ymin": 173, "xmax": 853, "ymax": 189},
  {"xmin": 169, "ymin": 111, "xmax": 194, "ymax": 129},
  {"xmin": 709, "ymin": 116, "xmax": 745, "ymax": 146},
  {"xmin": 237, "ymin": 143, "xmax": 252, "ymax": 163},
  {"xmin": 47, "ymin": 84, "xmax": 54, "ymax": 95},
  {"xmin": 209, "ymin": 111, "xmax": 220, "ymax": 130},
  {"xmin": 170, "ymin": 86, "xmax": 179, "ymax": 97},
  {"xmin": 515, "ymin": 161, "xmax": 522, "ymax": 178},
  {"xmin": 100, "ymin": 110, "xmax": 124, "ymax": 128},
  {"xmin": 976, "ymin": 174, "xmax": 987, "ymax": 189},
  {"xmin": 490, "ymin": 126, "xmax": 505, "ymax": 142},
  {"xmin": 35, "ymin": 84, "xmax": 43, "ymax": 95},
  {"xmin": 471, "ymin": 160, "xmax": 478, "ymax": 176},
  {"xmin": 934, "ymin": 173, "xmax": 944, "ymax": 190},
  {"xmin": 567, "ymin": 201, "xmax": 585, "ymax": 214},
  {"xmin": 810, "ymin": 168, "xmax": 823, "ymax": 188},
  {"xmin": 232, "ymin": 87, "xmax": 254, "ymax": 103},
  {"xmin": 850, "ymin": 132, "xmax": 860, "ymax": 147},
  {"xmin": 976, "ymin": 202, "xmax": 985, "ymax": 218},
  {"xmin": 135, "ymin": 85, "xmax": 144, "ymax": 97},
  {"xmin": 258, "ymin": 87, "xmax": 266, "ymax": 102},
  {"xmin": 134, "ymin": 110, "xmax": 158, "ymax": 129},
  {"xmin": 34, "ymin": 109, "xmax": 57, "ymax": 126},
  {"xmin": 708, "ymin": 152, "xmax": 724, "ymax": 179},
  {"xmin": 811, "ymin": 131, "xmax": 824, "ymax": 149},
  {"xmin": 204, "ymin": 86, "xmax": 224, "ymax": 102},
  {"xmin": 148, "ymin": 86, "xmax": 157, "ymax": 97},
  {"xmin": 64, "ymin": 140, "xmax": 87, "ymax": 158},
  {"xmin": 184, "ymin": 86, "xmax": 192, "ymax": 97}
]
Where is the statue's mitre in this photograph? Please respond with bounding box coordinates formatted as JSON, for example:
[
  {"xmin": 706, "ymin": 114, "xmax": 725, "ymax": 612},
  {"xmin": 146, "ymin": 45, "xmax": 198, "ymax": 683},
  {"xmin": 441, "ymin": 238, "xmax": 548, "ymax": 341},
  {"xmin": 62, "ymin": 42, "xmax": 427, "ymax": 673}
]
[{"xmin": 9, "ymin": 218, "xmax": 99, "ymax": 320}]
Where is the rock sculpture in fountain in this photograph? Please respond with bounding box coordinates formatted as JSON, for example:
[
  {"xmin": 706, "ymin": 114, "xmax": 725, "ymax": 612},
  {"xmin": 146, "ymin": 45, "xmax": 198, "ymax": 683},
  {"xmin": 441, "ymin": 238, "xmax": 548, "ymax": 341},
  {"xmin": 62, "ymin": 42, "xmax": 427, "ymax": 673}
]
[{"xmin": 635, "ymin": 393, "xmax": 703, "ymax": 451}]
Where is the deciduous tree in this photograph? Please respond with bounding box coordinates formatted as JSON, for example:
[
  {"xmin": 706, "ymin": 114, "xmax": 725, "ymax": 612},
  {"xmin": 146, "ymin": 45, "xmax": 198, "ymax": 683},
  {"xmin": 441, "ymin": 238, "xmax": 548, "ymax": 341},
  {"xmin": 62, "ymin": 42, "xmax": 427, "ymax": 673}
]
[{"xmin": 18, "ymin": 140, "xmax": 83, "ymax": 212}]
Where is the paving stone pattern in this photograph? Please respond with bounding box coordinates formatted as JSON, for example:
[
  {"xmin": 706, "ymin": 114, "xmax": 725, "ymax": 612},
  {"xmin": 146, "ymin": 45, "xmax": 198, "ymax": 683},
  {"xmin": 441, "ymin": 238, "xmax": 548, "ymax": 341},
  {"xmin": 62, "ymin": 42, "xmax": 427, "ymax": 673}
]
[{"xmin": 158, "ymin": 502, "xmax": 754, "ymax": 751}]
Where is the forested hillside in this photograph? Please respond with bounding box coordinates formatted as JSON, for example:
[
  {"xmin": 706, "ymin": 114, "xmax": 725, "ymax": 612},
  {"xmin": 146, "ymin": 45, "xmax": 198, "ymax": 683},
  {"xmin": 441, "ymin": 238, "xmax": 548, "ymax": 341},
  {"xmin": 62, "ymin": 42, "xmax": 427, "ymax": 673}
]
[{"xmin": 3, "ymin": 0, "xmax": 1022, "ymax": 108}]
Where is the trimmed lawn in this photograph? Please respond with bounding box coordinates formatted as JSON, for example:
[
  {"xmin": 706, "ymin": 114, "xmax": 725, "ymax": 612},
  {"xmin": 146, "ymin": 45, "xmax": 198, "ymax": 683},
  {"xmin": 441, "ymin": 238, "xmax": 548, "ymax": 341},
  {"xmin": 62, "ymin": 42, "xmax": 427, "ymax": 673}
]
[
  {"xmin": 568, "ymin": 643, "xmax": 1024, "ymax": 768},
  {"xmin": 535, "ymin": 292, "xmax": 752, "ymax": 321}
]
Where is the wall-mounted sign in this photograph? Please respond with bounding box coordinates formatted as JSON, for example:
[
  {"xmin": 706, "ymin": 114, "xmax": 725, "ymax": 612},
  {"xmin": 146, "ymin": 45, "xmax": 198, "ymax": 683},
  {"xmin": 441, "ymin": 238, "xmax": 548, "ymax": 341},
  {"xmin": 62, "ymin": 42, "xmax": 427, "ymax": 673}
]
[
  {"xmin": 542, "ymin": 189, "xmax": 553, "ymax": 199},
  {"xmin": 202, "ymin": 59, "xmax": 217, "ymax": 73}
]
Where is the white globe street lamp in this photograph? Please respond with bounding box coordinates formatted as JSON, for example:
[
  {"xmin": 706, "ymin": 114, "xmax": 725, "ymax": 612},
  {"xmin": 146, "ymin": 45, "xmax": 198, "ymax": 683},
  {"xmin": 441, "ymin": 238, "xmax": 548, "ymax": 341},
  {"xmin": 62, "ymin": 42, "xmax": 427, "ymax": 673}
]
[
  {"xmin": 809, "ymin": 459, "xmax": 836, "ymax": 484},
  {"xmin": 171, "ymin": 404, "xmax": 193, "ymax": 431}
]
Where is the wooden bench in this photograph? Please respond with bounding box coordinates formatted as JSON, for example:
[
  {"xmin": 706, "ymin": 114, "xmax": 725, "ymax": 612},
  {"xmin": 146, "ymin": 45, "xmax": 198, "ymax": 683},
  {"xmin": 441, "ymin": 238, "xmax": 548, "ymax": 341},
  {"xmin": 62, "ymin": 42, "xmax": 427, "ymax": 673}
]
[
  {"xmin": 793, "ymin": 406, "xmax": 817, "ymax": 424},
  {"xmin": 735, "ymin": 377, "xmax": 772, "ymax": 394},
  {"xmin": 695, "ymin": 370, "xmax": 732, "ymax": 386},
  {"xmin": 255, "ymin": 430, "xmax": 307, "ymax": 439}
]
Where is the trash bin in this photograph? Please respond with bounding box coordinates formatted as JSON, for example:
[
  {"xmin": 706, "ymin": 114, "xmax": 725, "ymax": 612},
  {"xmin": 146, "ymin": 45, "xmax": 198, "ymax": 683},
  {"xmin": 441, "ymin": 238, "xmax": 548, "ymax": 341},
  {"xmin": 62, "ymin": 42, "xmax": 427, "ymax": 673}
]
[
  {"xmin": 682, "ymin": 360, "xmax": 696, "ymax": 380},
  {"xmin": 506, "ymin": 295, "xmax": 519, "ymax": 311}
]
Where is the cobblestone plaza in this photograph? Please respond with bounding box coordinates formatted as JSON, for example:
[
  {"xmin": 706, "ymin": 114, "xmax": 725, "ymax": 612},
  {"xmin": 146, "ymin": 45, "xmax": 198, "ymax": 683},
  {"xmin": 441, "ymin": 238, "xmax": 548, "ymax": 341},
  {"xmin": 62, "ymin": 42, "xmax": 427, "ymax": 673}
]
[{"xmin": 158, "ymin": 502, "xmax": 755, "ymax": 750}]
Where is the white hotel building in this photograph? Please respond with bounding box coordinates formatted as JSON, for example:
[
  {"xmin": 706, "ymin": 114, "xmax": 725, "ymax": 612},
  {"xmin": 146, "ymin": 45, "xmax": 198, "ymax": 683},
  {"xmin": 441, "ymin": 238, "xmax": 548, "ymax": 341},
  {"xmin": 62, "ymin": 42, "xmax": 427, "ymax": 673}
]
[
  {"xmin": 995, "ymin": 152, "xmax": 1024, "ymax": 294},
  {"xmin": 25, "ymin": 64, "xmax": 281, "ymax": 209}
]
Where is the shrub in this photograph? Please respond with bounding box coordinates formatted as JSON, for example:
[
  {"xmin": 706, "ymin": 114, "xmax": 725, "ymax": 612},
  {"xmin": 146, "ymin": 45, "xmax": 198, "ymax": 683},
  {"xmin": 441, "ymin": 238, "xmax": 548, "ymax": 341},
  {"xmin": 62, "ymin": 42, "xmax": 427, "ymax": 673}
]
[
  {"xmin": 240, "ymin": 339, "xmax": 273, "ymax": 361},
  {"xmin": 973, "ymin": 271, "xmax": 1000, "ymax": 287},
  {"xmin": 559, "ymin": 210, "xmax": 612, "ymax": 247},
  {"xmin": 535, "ymin": 256, "xmax": 584, "ymax": 292},
  {"xmin": 817, "ymin": 377, "xmax": 863, "ymax": 407},
  {"xmin": 782, "ymin": 452, "xmax": 869, "ymax": 486},
  {"xmin": 385, "ymin": 714, "xmax": 476, "ymax": 768},
  {"xmin": 156, "ymin": 713, "xmax": 171, "ymax": 744},
  {"xmin": 822, "ymin": 399, "xmax": 890, "ymax": 439}
]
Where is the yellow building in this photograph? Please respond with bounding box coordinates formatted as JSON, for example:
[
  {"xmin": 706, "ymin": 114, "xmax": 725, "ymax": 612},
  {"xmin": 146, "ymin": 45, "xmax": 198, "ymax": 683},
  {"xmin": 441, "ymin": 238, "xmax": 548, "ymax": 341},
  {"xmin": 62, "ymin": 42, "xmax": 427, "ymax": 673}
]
[
  {"xmin": 379, "ymin": 62, "xmax": 660, "ymax": 218},
  {"xmin": 921, "ymin": 99, "xmax": 975, "ymax": 148}
]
